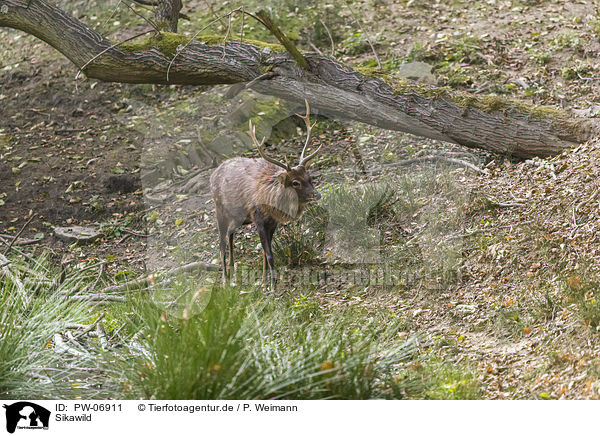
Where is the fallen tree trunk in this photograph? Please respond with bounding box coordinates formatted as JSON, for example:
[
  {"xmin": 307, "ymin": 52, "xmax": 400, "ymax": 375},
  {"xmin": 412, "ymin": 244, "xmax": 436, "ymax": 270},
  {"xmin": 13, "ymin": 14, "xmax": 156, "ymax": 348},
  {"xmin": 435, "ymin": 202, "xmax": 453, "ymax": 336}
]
[{"xmin": 1, "ymin": 0, "xmax": 598, "ymax": 158}]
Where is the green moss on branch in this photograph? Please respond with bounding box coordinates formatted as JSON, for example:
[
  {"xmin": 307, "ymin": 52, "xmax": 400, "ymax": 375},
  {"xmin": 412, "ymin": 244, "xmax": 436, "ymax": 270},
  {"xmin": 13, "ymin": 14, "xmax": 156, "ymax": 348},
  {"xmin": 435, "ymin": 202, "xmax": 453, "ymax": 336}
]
[
  {"xmin": 119, "ymin": 32, "xmax": 284, "ymax": 57},
  {"xmin": 355, "ymin": 63, "xmax": 572, "ymax": 123}
]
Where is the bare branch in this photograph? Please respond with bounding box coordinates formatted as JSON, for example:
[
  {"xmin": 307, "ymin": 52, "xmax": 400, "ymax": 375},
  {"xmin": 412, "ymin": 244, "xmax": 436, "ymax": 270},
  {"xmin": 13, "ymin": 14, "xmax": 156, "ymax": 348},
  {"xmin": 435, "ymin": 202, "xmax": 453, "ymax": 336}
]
[
  {"xmin": 319, "ymin": 19, "xmax": 335, "ymax": 56},
  {"xmin": 121, "ymin": 0, "xmax": 161, "ymax": 32},
  {"xmin": 244, "ymin": 71, "xmax": 277, "ymax": 89}
]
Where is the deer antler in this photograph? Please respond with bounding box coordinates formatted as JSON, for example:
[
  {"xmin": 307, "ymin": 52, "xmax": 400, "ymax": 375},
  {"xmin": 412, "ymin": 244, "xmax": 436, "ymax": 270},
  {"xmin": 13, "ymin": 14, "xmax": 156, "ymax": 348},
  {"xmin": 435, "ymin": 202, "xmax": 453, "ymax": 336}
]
[
  {"xmin": 297, "ymin": 99, "xmax": 322, "ymax": 167},
  {"xmin": 249, "ymin": 120, "xmax": 290, "ymax": 171}
]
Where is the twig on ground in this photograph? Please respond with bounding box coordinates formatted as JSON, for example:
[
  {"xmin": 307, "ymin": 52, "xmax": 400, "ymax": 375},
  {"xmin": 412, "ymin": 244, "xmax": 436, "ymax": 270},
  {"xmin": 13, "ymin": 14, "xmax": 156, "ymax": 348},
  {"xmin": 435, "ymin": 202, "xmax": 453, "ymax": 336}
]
[
  {"xmin": 91, "ymin": 263, "xmax": 105, "ymax": 291},
  {"xmin": 118, "ymin": 229, "xmax": 153, "ymax": 239},
  {"xmin": 406, "ymin": 225, "xmax": 427, "ymax": 244},
  {"xmin": 65, "ymin": 331, "xmax": 91, "ymax": 355},
  {"xmin": 415, "ymin": 149, "xmax": 480, "ymax": 160},
  {"xmin": 96, "ymin": 261, "xmax": 219, "ymax": 295},
  {"xmin": 320, "ymin": 19, "xmax": 335, "ymax": 56},
  {"xmin": 308, "ymin": 40, "xmax": 324, "ymax": 56},
  {"xmin": 118, "ymin": 233, "xmax": 133, "ymax": 244},
  {"xmin": 0, "ymin": 241, "xmax": 49, "ymax": 272},
  {"xmin": 54, "ymin": 128, "xmax": 86, "ymax": 134},
  {"xmin": 482, "ymin": 194, "xmax": 526, "ymax": 208},
  {"xmin": 370, "ymin": 155, "xmax": 485, "ymax": 175},
  {"xmin": 345, "ymin": 3, "xmax": 380, "ymax": 69},
  {"xmin": 436, "ymin": 157, "xmax": 486, "ymax": 173},
  {"xmin": 71, "ymin": 294, "xmax": 127, "ymax": 302},
  {"xmin": 0, "ymin": 253, "xmax": 11, "ymax": 270},
  {"xmin": 3, "ymin": 213, "xmax": 36, "ymax": 255},
  {"xmin": 53, "ymin": 333, "xmax": 88, "ymax": 356},
  {"xmin": 0, "ymin": 234, "xmax": 41, "ymax": 246},
  {"xmin": 74, "ymin": 313, "xmax": 106, "ymax": 339},
  {"xmin": 65, "ymin": 323, "xmax": 87, "ymax": 330},
  {"xmin": 491, "ymin": 201, "xmax": 525, "ymax": 207}
]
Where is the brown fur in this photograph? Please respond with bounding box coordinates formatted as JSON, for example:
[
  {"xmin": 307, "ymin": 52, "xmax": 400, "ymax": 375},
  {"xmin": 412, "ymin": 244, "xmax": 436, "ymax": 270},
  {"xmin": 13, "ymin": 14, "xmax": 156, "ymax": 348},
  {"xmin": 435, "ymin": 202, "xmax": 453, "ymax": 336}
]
[{"xmin": 210, "ymin": 157, "xmax": 320, "ymax": 289}]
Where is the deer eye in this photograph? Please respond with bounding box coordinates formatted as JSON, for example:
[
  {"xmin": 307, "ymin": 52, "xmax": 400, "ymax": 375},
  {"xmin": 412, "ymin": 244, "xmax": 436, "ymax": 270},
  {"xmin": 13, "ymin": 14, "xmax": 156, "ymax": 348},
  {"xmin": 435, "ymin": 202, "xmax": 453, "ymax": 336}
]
[{"xmin": 292, "ymin": 180, "xmax": 301, "ymax": 188}]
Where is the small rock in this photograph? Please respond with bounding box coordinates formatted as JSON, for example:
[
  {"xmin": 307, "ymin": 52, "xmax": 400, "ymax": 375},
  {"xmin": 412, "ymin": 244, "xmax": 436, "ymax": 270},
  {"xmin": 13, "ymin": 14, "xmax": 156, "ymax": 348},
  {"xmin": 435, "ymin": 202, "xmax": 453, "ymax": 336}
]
[
  {"xmin": 456, "ymin": 304, "xmax": 478, "ymax": 313},
  {"xmin": 395, "ymin": 61, "xmax": 436, "ymax": 84},
  {"xmin": 54, "ymin": 226, "xmax": 100, "ymax": 244},
  {"xmin": 572, "ymin": 103, "xmax": 600, "ymax": 118}
]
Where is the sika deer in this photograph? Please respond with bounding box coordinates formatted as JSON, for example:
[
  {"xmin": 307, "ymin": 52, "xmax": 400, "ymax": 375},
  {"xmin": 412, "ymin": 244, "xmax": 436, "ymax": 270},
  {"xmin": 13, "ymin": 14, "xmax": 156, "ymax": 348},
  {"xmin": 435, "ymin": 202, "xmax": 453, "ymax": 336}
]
[{"xmin": 210, "ymin": 101, "xmax": 322, "ymax": 290}]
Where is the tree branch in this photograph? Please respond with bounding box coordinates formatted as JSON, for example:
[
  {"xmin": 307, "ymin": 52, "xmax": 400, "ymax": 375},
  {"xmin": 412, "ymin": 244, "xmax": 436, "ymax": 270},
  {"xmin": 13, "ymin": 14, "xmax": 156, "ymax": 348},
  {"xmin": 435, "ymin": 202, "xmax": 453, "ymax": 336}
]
[
  {"xmin": 1, "ymin": 0, "xmax": 598, "ymax": 158},
  {"xmin": 255, "ymin": 9, "xmax": 310, "ymax": 71}
]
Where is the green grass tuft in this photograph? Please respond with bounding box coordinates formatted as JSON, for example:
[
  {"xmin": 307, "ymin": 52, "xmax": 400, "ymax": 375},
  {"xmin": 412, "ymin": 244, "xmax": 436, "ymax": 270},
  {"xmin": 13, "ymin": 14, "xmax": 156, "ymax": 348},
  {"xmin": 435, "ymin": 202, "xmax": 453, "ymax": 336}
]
[
  {"xmin": 0, "ymin": 256, "xmax": 97, "ymax": 399},
  {"xmin": 118, "ymin": 285, "xmax": 414, "ymax": 399}
]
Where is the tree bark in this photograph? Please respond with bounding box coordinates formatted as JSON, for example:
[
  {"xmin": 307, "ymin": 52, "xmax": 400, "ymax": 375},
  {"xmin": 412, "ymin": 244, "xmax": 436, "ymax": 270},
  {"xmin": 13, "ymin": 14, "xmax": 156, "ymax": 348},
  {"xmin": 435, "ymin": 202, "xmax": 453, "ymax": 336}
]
[
  {"xmin": 155, "ymin": 0, "xmax": 181, "ymax": 33},
  {"xmin": 1, "ymin": 0, "xmax": 598, "ymax": 158}
]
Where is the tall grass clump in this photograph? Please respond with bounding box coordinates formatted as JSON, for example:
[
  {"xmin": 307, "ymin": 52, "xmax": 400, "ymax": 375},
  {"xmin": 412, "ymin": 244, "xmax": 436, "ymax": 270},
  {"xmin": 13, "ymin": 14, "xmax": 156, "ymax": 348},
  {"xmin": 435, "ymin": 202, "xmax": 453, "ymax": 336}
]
[
  {"xmin": 320, "ymin": 182, "xmax": 399, "ymax": 264},
  {"xmin": 273, "ymin": 204, "xmax": 328, "ymax": 267},
  {"xmin": 0, "ymin": 255, "xmax": 93, "ymax": 399},
  {"xmin": 120, "ymin": 285, "xmax": 414, "ymax": 399}
]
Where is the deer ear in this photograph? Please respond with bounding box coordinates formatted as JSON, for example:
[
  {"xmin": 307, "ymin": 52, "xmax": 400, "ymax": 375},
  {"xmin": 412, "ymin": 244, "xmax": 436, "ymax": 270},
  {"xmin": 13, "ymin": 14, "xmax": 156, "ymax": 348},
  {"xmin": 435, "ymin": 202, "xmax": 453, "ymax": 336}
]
[
  {"xmin": 277, "ymin": 172, "xmax": 288, "ymax": 186},
  {"xmin": 302, "ymin": 160, "xmax": 312, "ymax": 170}
]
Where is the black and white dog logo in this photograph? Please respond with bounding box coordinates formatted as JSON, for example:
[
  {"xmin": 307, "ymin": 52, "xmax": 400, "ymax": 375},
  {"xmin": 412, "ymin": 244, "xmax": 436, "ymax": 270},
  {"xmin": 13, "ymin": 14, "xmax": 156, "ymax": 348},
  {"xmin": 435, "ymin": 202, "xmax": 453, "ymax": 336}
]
[{"xmin": 3, "ymin": 402, "xmax": 50, "ymax": 434}]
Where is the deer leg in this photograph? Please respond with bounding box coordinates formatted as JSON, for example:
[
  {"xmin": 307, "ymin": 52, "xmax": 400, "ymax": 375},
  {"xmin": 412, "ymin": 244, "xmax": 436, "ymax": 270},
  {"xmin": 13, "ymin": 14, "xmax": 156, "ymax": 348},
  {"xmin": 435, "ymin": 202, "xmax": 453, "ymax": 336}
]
[
  {"xmin": 216, "ymin": 215, "xmax": 229, "ymax": 286},
  {"xmin": 254, "ymin": 210, "xmax": 277, "ymax": 291},
  {"xmin": 262, "ymin": 250, "xmax": 267, "ymax": 284},
  {"xmin": 256, "ymin": 229, "xmax": 274, "ymax": 289},
  {"xmin": 228, "ymin": 231, "xmax": 234, "ymax": 283},
  {"xmin": 265, "ymin": 219, "xmax": 278, "ymax": 290},
  {"xmin": 219, "ymin": 236, "xmax": 227, "ymax": 286}
]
